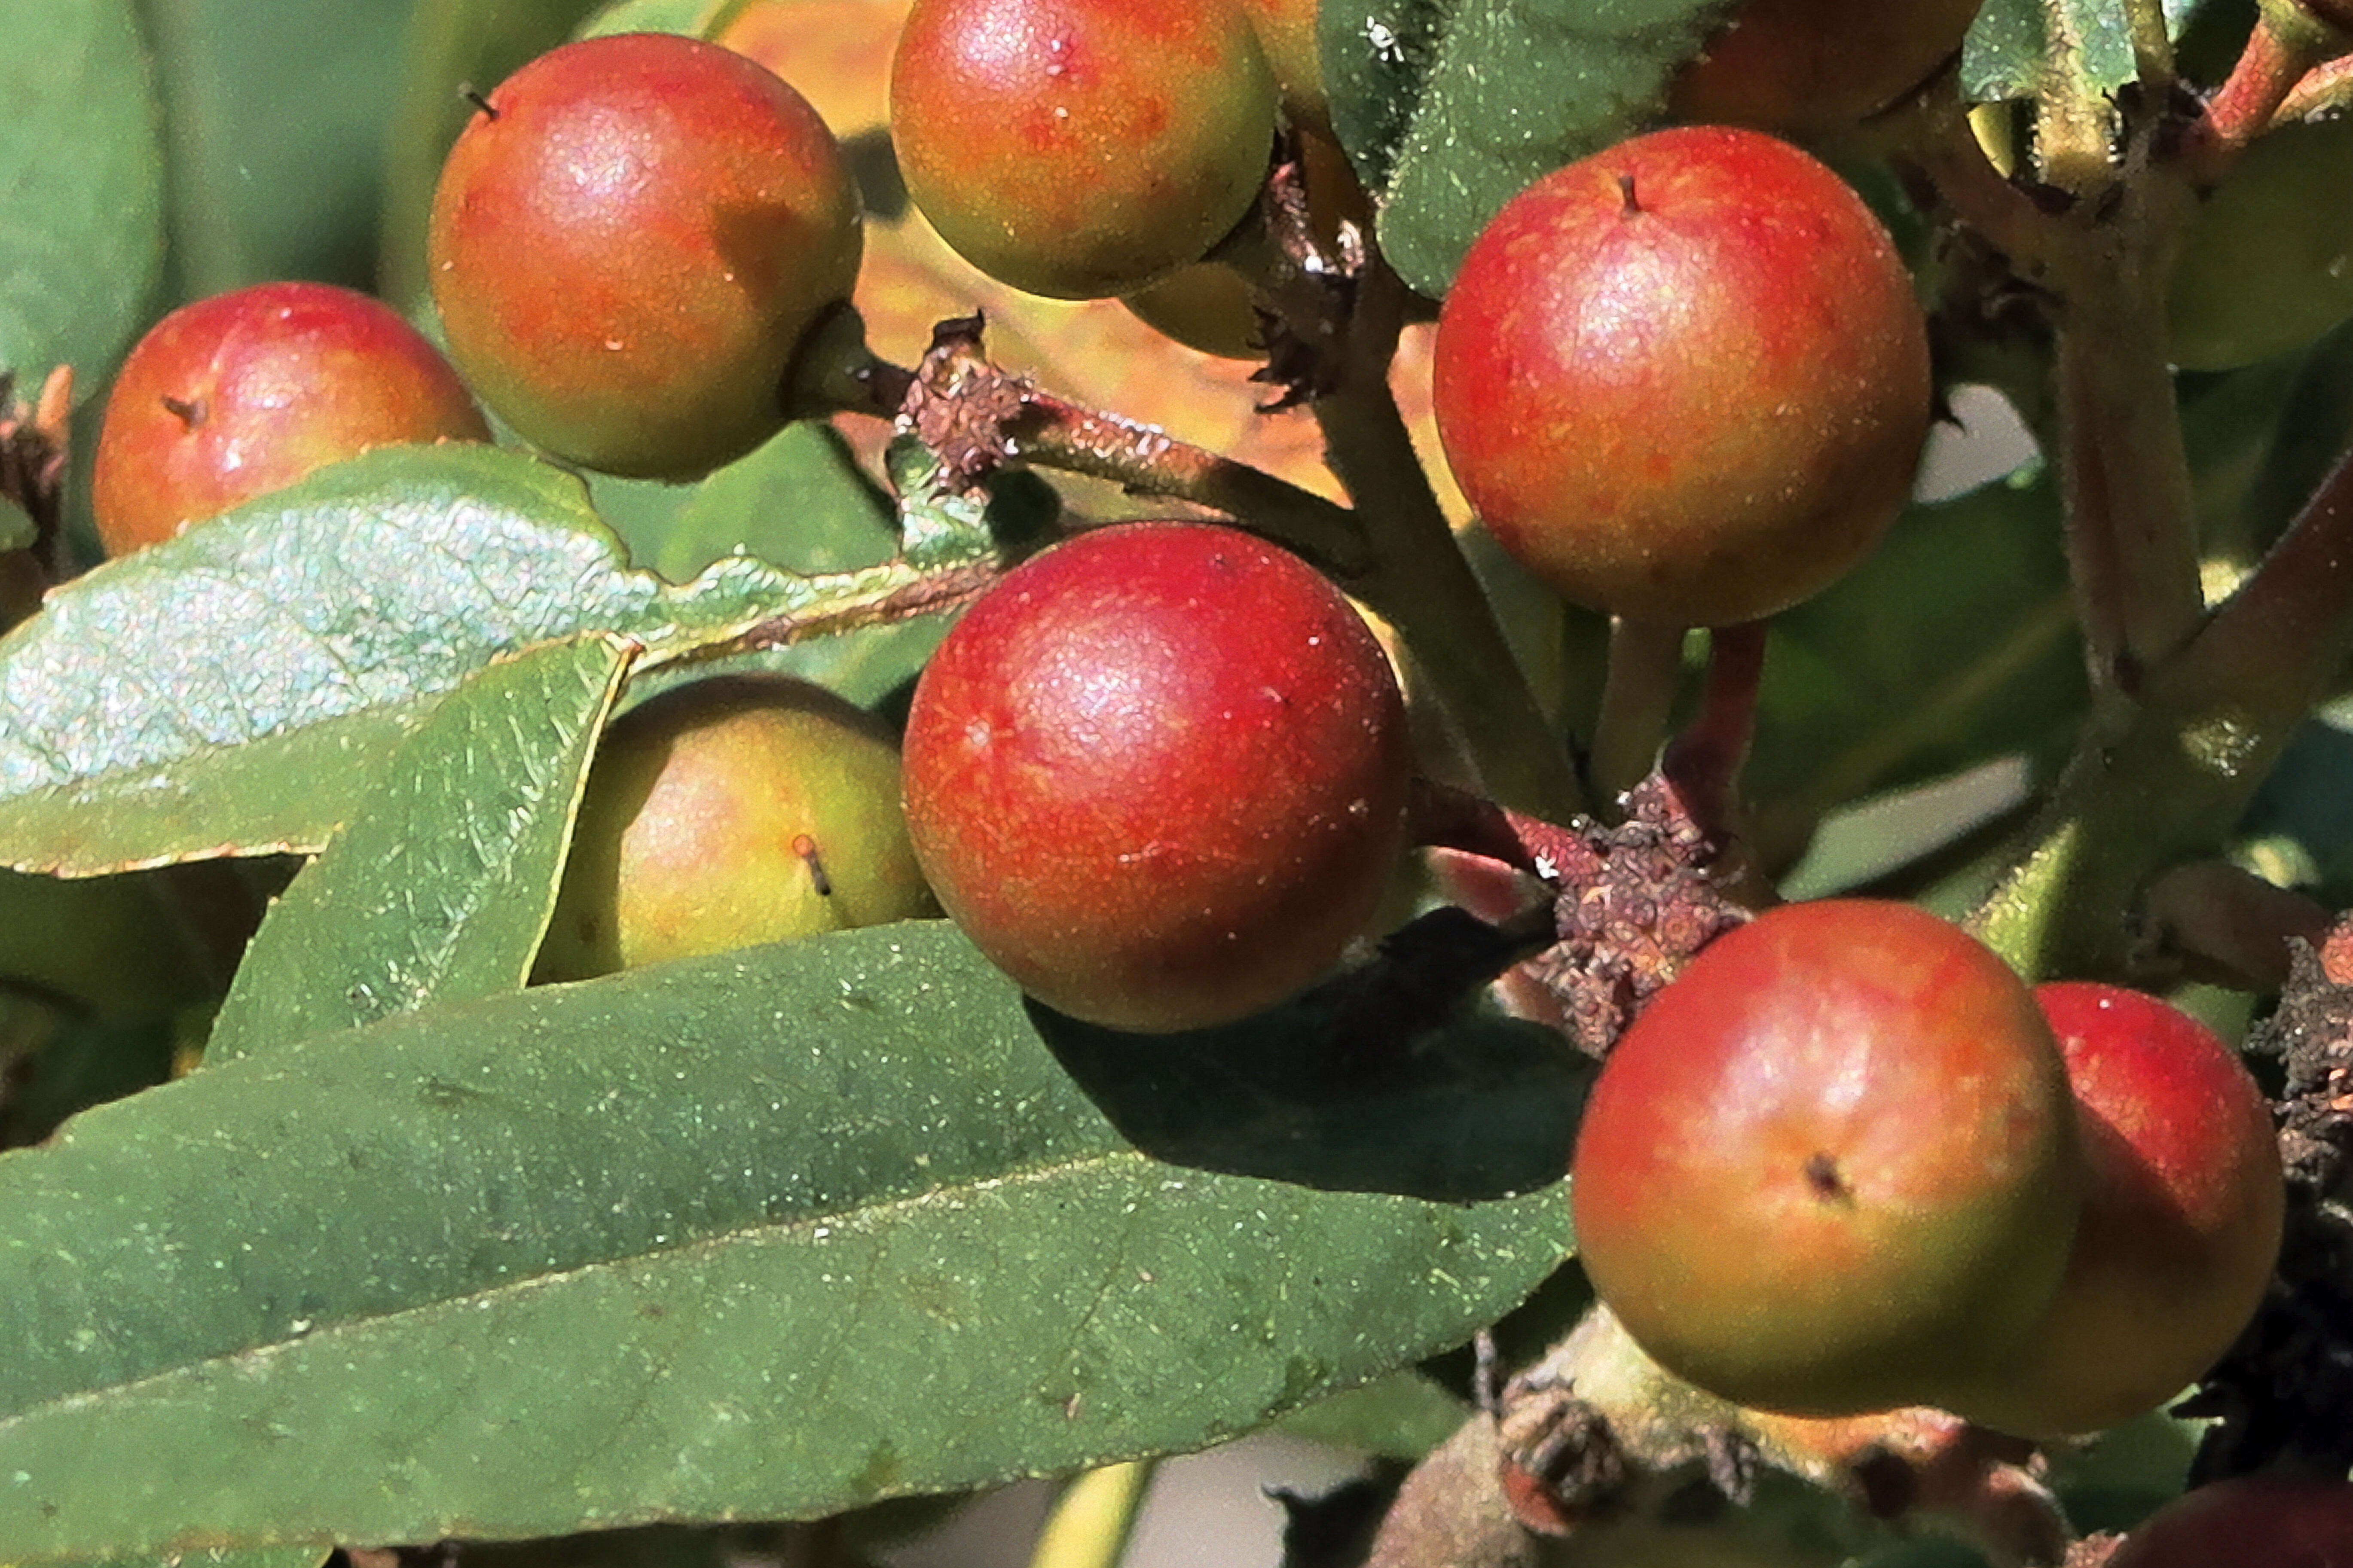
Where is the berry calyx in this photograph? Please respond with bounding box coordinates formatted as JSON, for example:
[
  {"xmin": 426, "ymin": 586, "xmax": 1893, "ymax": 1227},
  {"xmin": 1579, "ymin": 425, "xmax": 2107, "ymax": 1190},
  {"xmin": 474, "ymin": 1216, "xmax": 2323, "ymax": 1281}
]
[
  {"xmin": 1433, "ymin": 125, "xmax": 1931, "ymax": 628},
  {"xmin": 889, "ymin": 0, "xmax": 1279, "ymax": 299},
  {"xmin": 428, "ymin": 32, "xmax": 862, "ymax": 479},
  {"xmin": 899, "ymin": 522, "xmax": 1413, "ymax": 1033},
  {"xmin": 538, "ymin": 676, "xmax": 935, "ymax": 981},
  {"xmin": 92, "ymin": 281, "xmax": 489, "ymax": 556},
  {"xmin": 1569, "ymin": 899, "xmax": 2082, "ymax": 1417},
  {"xmin": 1955, "ymin": 982, "xmax": 2284, "ymax": 1437}
]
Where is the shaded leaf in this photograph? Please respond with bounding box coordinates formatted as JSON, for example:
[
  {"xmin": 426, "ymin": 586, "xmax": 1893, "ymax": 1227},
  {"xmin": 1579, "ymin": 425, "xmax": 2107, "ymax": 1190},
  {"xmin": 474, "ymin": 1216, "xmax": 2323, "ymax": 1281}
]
[
  {"xmin": 204, "ymin": 636, "xmax": 634, "ymax": 1066},
  {"xmin": 0, "ymin": 869, "xmax": 208, "ymax": 1019},
  {"xmin": 589, "ymin": 423, "xmax": 892, "ymax": 584},
  {"xmin": 1318, "ymin": 0, "xmax": 1737, "ymax": 296},
  {"xmin": 0, "ymin": 0, "xmax": 164, "ymax": 395},
  {"xmin": 143, "ymin": 0, "xmax": 419, "ymax": 295},
  {"xmin": 1743, "ymin": 473, "xmax": 2085, "ymax": 863},
  {"xmin": 0, "ymin": 922, "xmax": 1571, "ymax": 1559},
  {"xmin": 0, "ymin": 1013, "xmax": 178, "ymax": 1152},
  {"xmin": 0, "ymin": 443, "xmax": 984, "ymax": 876},
  {"xmin": 1274, "ymin": 1370, "xmax": 1470, "ymax": 1461}
]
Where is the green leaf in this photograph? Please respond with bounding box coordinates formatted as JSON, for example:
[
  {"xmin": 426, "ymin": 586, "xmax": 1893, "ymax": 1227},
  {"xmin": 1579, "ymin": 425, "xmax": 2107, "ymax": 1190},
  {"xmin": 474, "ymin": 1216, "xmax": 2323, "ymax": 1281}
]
[
  {"xmin": 1744, "ymin": 473, "xmax": 2086, "ymax": 863},
  {"xmin": 589, "ymin": 425, "xmax": 941, "ymax": 703},
  {"xmin": 0, "ymin": 869, "xmax": 208, "ymax": 1019},
  {"xmin": 142, "ymin": 0, "xmax": 421, "ymax": 295},
  {"xmin": 0, "ymin": 0, "xmax": 164, "ymax": 394},
  {"xmin": 0, "ymin": 443, "xmax": 982, "ymax": 876},
  {"xmin": 1273, "ymin": 1370, "xmax": 1469, "ymax": 1460},
  {"xmin": 1318, "ymin": 0, "xmax": 1738, "ymax": 296},
  {"xmin": 203, "ymin": 636, "xmax": 634, "ymax": 1067},
  {"xmin": 575, "ymin": 0, "xmax": 725, "ymax": 38},
  {"xmin": 0, "ymin": 501, "xmax": 32, "ymax": 558},
  {"xmin": 0, "ymin": 923, "xmax": 1573, "ymax": 1558},
  {"xmin": 590, "ymin": 423, "xmax": 893, "ymax": 584}
]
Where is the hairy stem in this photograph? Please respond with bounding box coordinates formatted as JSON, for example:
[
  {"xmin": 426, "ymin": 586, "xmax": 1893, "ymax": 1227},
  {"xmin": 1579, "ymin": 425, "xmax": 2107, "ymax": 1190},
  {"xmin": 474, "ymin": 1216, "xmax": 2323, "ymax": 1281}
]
[
  {"xmin": 2049, "ymin": 231, "xmax": 2207, "ymax": 687},
  {"xmin": 1311, "ymin": 274, "xmax": 1586, "ymax": 822},
  {"xmin": 1974, "ymin": 445, "xmax": 2353, "ymax": 977},
  {"xmin": 2032, "ymin": 0, "xmax": 2121, "ymax": 197}
]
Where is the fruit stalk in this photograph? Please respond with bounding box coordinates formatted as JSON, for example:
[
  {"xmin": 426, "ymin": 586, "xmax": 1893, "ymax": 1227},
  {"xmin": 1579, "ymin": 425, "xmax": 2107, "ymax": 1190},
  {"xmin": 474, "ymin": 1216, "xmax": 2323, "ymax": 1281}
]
[
  {"xmin": 1026, "ymin": 1461, "xmax": 1155, "ymax": 1568},
  {"xmin": 1306, "ymin": 276, "xmax": 1586, "ymax": 822},
  {"xmin": 883, "ymin": 317, "xmax": 1371, "ymax": 573},
  {"xmin": 1588, "ymin": 618, "xmax": 1688, "ymax": 807},
  {"xmin": 1975, "ymin": 440, "xmax": 2353, "ymax": 977}
]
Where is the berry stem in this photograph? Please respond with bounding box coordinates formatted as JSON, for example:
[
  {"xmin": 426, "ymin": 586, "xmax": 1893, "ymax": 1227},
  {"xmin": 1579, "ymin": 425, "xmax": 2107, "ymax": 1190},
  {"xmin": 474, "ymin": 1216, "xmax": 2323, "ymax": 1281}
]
[
  {"xmin": 2032, "ymin": 0, "xmax": 2123, "ymax": 198},
  {"xmin": 872, "ymin": 315, "xmax": 1373, "ymax": 575},
  {"xmin": 1974, "ymin": 442, "xmax": 2353, "ymax": 977},
  {"xmin": 1588, "ymin": 617, "xmax": 1687, "ymax": 808},
  {"xmin": 2124, "ymin": 0, "xmax": 2176, "ymax": 90},
  {"xmin": 2184, "ymin": 3, "xmax": 2348, "ymax": 178},
  {"xmin": 1027, "ymin": 1461, "xmax": 1155, "ymax": 1568},
  {"xmin": 1661, "ymin": 622, "xmax": 1767, "ymax": 842},
  {"xmin": 1306, "ymin": 272, "xmax": 1587, "ymax": 823},
  {"xmin": 2049, "ymin": 227, "xmax": 2207, "ymax": 689}
]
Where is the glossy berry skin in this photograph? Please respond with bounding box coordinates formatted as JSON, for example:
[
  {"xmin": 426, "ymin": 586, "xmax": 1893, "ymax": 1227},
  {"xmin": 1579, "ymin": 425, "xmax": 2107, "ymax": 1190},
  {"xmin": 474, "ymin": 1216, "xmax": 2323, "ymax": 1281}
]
[
  {"xmin": 1570, "ymin": 899, "xmax": 2081, "ymax": 1418},
  {"xmin": 1433, "ymin": 126, "xmax": 1931, "ymax": 628},
  {"xmin": 538, "ymin": 676, "xmax": 935, "ymax": 982},
  {"xmin": 900, "ymin": 522, "xmax": 1412, "ymax": 1033},
  {"xmin": 428, "ymin": 32, "xmax": 862, "ymax": 479},
  {"xmin": 1956, "ymin": 982, "xmax": 2283, "ymax": 1437},
  {"xmin": 890, "ymin": 0, "xmax": 1278, "ymax": 299},
  {"xmin": 1239, "ymin": 0, "xmax": 1328, "ymax": 132},
  {"xmin": 1667, "ymin": 0, "xmax": 1985, "ymax": 138},
  {"xmin": 92, "ymin": 282, "xmax": 489, "ymax": 556},
  {"xmin": 2107, "ymin": 1477, "xmax": 2353, "ymax": 1567}
]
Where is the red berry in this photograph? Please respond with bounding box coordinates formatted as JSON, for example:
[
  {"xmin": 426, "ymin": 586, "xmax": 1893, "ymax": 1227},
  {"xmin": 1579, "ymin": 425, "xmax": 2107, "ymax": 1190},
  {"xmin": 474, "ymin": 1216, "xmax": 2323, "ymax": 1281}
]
[
  {"xmin": 1666, "ymin": 0, "xmax": 1985, "ymax": 137},
  {"xmin": 428, "ymin": 32, "xmax": 862, "ymax": 479},
  {"xmin": 900, "ymin": 522, "xmax": 1412, "ymax": 1033},
  {"xmin": 1570, "ymin": 899, "xmax": 2081, "ymax": 1417},
  {"xmin": 1433, "ymin": 126, "xmax": 1931, "ymax": 627},
  {"xmin": 2107, "ymin": 1476, "xmax": 2353, "ymax": 1567},
  {"xmin": 890, "ymin": 0, "xmax": 1278, "ymax": 299},
  {"xmin": 92, "ymin": 282, "xmax": 489, "ymax": 557},
  {"xmin": 1955, "ymin": 982, "xmax": 2283, "ymax": 1436}
]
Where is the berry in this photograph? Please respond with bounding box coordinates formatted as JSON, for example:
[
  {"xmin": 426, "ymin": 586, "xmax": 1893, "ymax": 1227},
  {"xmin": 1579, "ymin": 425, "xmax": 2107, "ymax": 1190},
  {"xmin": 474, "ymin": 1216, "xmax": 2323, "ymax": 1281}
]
[
  {"xmin": 2107, "ymin": 1476, "xmax": 2353, "ymax": 1567},
  {"xmin": 1120, "ymin": 262, "xmax": 1265, "ymax": 360},
  {"xmin": 1666, "ymin": 0, "xmax": 1985, "ymax": 138},
  {"xmin": 428, "ymin": 32, "xmax": 862, "ymax": 480},
  {"xmin": 538, "ymin": 675, "xmax": 935, "ymax": 982},
  {"xmin": 1433, "ymin": 125, "xmax": 1931, "ymax": 628},
  {"xmin": 1569, "ymin": 899, "xmax": 2082, "ymax": 1417},
  {"xmin": 1956, "ymin": 982, "xmax": 2283, "ymax": 1437},
  {"xmin": 1239, "ymin": 0, "xmax": 1329, "ymax": 133},
  {"xmin": 91, "ymin": 281, "xmax": 489, "ymax": 557},
  {"xmin": 890, "ymin": 0, "xmax": 1278, "ymax": 299},
  {"xmin": 899, "ymin": 522, "xmax": 1412, "ymax": 1033}
]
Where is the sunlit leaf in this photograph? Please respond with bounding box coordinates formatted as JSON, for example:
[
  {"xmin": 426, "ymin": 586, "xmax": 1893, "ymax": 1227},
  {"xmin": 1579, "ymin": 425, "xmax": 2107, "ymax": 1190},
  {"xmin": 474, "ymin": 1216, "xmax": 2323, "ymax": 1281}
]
[
  {"xmin": 203, "ymin": 636, "xmax": 633, "ymax": 1065},
  {"xmin": 0, "ymin": 923, "xmax": 1573, "ymax": 1559}
]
